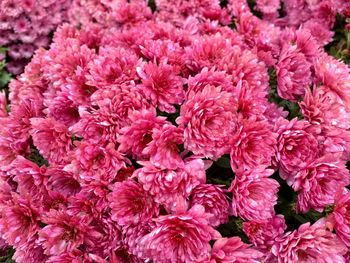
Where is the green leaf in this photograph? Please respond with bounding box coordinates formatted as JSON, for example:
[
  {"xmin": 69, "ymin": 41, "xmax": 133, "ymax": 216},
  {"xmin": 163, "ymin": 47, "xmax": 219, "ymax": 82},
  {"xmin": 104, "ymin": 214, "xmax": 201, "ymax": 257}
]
[{"xmin": 215, "ymin": 155, "xmax": 231, "ymax": 169}]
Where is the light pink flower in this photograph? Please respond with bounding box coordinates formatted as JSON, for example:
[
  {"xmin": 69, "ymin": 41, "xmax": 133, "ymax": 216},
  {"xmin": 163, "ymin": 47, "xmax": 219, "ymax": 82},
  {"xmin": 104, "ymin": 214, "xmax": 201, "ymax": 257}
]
[
  {"xmin": 176, "ymin": 85, "xmax": 238, "ymax": 160},
  {"xmin": 108, "ymin": 180, "xmax": 159, "ymax": 226},
  {"xmin": 271, "ymin": 221, "xmax": 348, "ymax": 263},
  {"xmin": 243, "ymin": 215, "xmax": 287, "ymax": 251},
  {"xmin": 230, "ymin": 116, "xmax": 277, "ymax": 171},
  {"xmin": 135, "ymin": 158, "xmax": 206, "ymax": 213},
  {"xmin": 139, "ymin": 205, "xmax": 221, "ymax": 263},
  {"xmin": 230, "ymin": 168, "xmax": 279, "ymax": 221},
  {"xmin": 293, "ymin": 155, "xmax": 350, "ymax": 213},
  {"xmin": 276, "ymin": 44, "xmax": 312, "ymax": 101},
  {"xmin": 190, "ymin": 184, "xmax": 229, "ymax": 227},
  {"xmin": 209, "ymin": 237, "xmax": 263, "ymax": 263}
]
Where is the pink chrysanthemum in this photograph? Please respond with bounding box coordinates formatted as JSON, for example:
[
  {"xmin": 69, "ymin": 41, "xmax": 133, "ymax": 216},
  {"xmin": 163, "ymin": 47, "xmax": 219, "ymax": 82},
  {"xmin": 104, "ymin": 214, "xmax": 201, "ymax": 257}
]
[
  {"xmin": 108, "ymin": 180, "xmax": 159, "ymax": 226},
  {"xmin": 274, "ymin": 118, "xmax": 320, "ymax": 178},
  {"xmin": 190, "ymin": 184, "xmax": 229, "ymax": 227},
  {"xmin": 230, "ymin": 116, "xmax": 277, "ymax": 171},
  {"xmin": 230, "ymin": 167, "xmax": 279, "ymax": 221},
  {"xmin": 139, "ymin": 205, "xmax": 221, "ymax": 263},
  {"xmin": 135, "ymin": 158, "xmax": 206, "ymax": 212},
  {"xmin": 118, "ymin": 109, "xmax": 168, "ymax": 160},
  {"xmin": 275, "ymin": 44, "xmax": 312, "ymax": 101},
  {"xmin": 176, "ymin": 85, "xmax": 238, "ymax": 160},
  {"xmin": 30, "ymin": 117, "xmax": 72, "ymax": 165},
  {"xmin": 293, "ymin": 155, "xmax": 350, "ymax": 213},
  {"xmin": 208, "ymin": 237, "xmax": 263, "ymax": 263},
  {"xmin": 143, "ymin": 124, "xmax": 184, "ymax": 170},
  {"xmin": 243, "ymin": 215, "xmax": 287, "ymax": 251},
  {"xmin": 271, "ymin": 221, "xmax": 348, "ymax": 262},
  {"xmin": 136, "ymin": 60, "xmax": 185, "ymax": 113},
  {"xmin": 327, "ymin": 190, "xmax": 350, "ymax": 247}
]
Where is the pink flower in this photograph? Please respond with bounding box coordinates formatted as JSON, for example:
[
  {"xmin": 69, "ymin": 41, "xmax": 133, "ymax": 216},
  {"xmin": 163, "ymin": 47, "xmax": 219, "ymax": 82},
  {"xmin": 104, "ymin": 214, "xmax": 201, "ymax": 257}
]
[
  {"xmin": 118, "ymin": 109, "xmax": 168, "ymax": 160},
  {"xmin": 274, "ymin": 118, "xmax": 320, "ymax": 177},
  {"xmin": 271, "ymin": 221, "xmax": 348, "ymax": 262},
  {"xmin": 86, "ymin": 46, "xmax": 140, "ymax": 88},
  {"xmin": 135, "ymin": 158, "xmax": 206, "ymax": 213},
  {"xmin": 139, "ymin": 205, "xmax": 221, "ymax": 263},
  {"xmin": 38, "ymin": 210, "xmax": 101, "ymax": 255},
  {"xmin": 314, "ymin": 53, "xmax": 350, "ymax": 108},
  {"xmin": 293, "ymin": 155, "xmax": 350, "ymax": 213},
  {"xmin": 108, "ymin": 180, "xmax": 159, "ymax": 226},
  {"xmin": 230, "ymin": 167, "xmax": 279, "ymax": 221},
  {"xmin": 30, "ymin": 117, "xmax": 72, "ymax": 165},
  {"xmin": 209, "ymin": 237, "xmax": 263, "ymax": 263},
  {"xmin": 243, "ymin": 215, "xmax": 287, "ymax": 251},
  {"xmin": 176, "ymin": 85, "xmax": 238, "ymax": 160},
  {"xmin": 143, "ymin": 124, "xmax": 184, "ymax": 169},
  {"xmin": 230, "ymin": 117, "xmax": 277, "ymax": 171},
  {"xmin": 190, "ymin": 184, "xmax": 229, "ymax": 227},
  {"xmin": 136, "ymin": 60, "xmax": 185, "ymax": 113},
  {"xmin": 276, "ymin": 44, "xmax": 312, "ymax": 101},
  {"xmin": 0, "ymin": 193, "xmax": 40, "ymax": 247}
]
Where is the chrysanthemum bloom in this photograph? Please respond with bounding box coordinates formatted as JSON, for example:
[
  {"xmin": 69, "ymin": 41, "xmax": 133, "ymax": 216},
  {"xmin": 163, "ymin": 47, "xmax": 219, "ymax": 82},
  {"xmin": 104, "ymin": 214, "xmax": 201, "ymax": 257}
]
[
  {"xmin": 143, "ymin": 124, "xmax": 184, "ymax": 169},
  {"xmin": 47, "ymin": 250, "xmax": 93, "ymax": 263},
  {"xmin": 118, "ymin": 109, "xmax": 168, "ymax": 160},
  {"xmin": 139, "ymin": 205, "xmax": 221, "ymax": 263},
  {"xmin": 300, "ymin": 86, "xmax": 350, "ymax": 129},
  {"xmin": 327, "ymin": 190, "xmax": 350, "ymax": 247},
  {"xmin": 176, "ymin": 85, "xmax": 237, "ymax": 160},
  {"xmin": 12, "ymin": 237, "xmax": 48, "ymax": 263},
  {"xmin": 38, "ymin": 210, "xmax": 102, "ymax": 256},
  {"xmin": 108, "ymin": 180, "xmax": 159, "ymax": 226},
  {"xmin": 230, "ymin": 117, "xmax": 277, "ymax": 171},
  {"xmin": 30, "ymin": 117, "xmax": 72, "ymax": 165},
  {"xmin": 135, "ymin": 158, "xmax": 206, "ymax": 212},
  {"xmin": 271, "ymin": 221, "xmax": 348, "ymax": 262},
  {"xmin": 86, "ymin": 46, "xmax": 140, "ymax": 88},
  {"xmin": 274, "ymin": 118, "xmax": 320, "ymax": 178},
  {"xmin": 230, "ymin": 167, "xmax": 279, "ymax": 221},
  {"xmin": 208, "ymin": 237, "xmax": 263, "ymax": 263},
  {"xmin": 190, "ymin": 184, "xmax": 229, "ymax": 227},
  {"xmin": 314, "ymin": 53, "xmax": 350, "ymax": 108},
  {"xmin": 64, "ymin": 141, "xmax": 126, "ymax": 184},
  {"xmin": 293, "ymin": 155, "xmax": 350, "ymax": 213},
  {"xmin": 0, "ymin": 193, "xmax": 40, "ymax": 247},
  {"xmin": 275, "ymin": 44, "xmax": 312, "ymax": 101},
  {"xmin": 243, "ymin": 215, "xmax": 287, "ymax": 251},
  {"xmin": 136, "ymin": 60, "xmax": 185, "ymax": 113}
]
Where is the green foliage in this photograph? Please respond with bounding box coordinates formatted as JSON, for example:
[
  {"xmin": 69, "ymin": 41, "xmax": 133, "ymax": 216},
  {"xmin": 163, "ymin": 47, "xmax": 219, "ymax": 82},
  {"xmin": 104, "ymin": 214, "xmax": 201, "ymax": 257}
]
[
  {"xmin": 0, "ymin": 47, "xmax": 11, "ymax": 90},
  {"xmin": 29, "ymin": 146, "xmax": 49, "ymax": 167},
  {"xmin": 0, "ymin": 248, "xmax": 14, "ymax": 263}
]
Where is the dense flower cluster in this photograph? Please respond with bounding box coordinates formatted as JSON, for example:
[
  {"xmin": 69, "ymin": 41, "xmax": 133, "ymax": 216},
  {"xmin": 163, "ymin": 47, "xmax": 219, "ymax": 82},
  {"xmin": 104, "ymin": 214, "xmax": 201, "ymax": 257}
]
[
  {"xmin": 0, "ymin": 0, "xmax": 71, "ymax": 75},
  {"xmin": 1, "ymin": 0, "xmax": 350, "ymax": 262}
]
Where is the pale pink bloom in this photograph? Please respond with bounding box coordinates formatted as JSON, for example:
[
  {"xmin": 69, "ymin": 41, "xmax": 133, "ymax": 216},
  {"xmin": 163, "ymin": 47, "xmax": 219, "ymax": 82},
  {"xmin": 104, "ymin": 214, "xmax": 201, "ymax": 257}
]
[
  {"xmin": 276, "ymin": 44, "xmax": 312, "ymax": 101},
  {"xmin": 0, "ymin": 193, "xmax": 40, "ymax": 247},
  {"xmin": 319, "ymin": 125, "xmax": 350, "ymax": 160},
  {"xmin": 38, "ymin": 210, "xmax": 101, "ymax": 256},
  {"xmin": 176, "ymin": 85, "xmax": 238, "ymax": 160},
  {"xmin": 314, "ymin": 53, "xmax": 350, "ymax": 109},
  {"xmin": 30, "ymin": 117, "xmax": 72, "ymax": 165},
  {"xmin": 271, "ymin": 221, "xmax": 348, "ymax": 262},
  {"xmin": 230, "ymin": 167, "xmax": 279, "ymax": 221},
  {"xmin": 12, "ymin": 238, "xmax": 48, "ymax": 263},
  {"xmin": 230, "ymin": 117, "xmax": 277, "ymax": 171},
  {"xmin": 86, "ymin": 46, "xmax": 140, "ymax": 88},
  {"xmin": 135, "ymin": 158, "xmax": 206, "ymax": 213},
  {"xmin": 327, "ymin": 190, "xmax": 350, "ymax": 247},
  {"xmin": 274, "ymin": 118, "xmax": 320, "ymax": 177},
  {"xmin": 108, "ymin": 180, "xmax": 159, "ymax": 226},
  {"xmin": 302, "ymin": 20, "xmax": 334, "ymax": 46},
  {"xmin": 190, "ymin": 184, "xmax": 229, "ymax": 227},
  {"xmin": 137, "ymin": 60, "xmax": 185, "ymax": 113},
  {"xmin": 243, "ymin": 215, "xmax": 287, "ymax": 251},
  {"xmin": 263, "ymin": 102, "xmax": 289, "ymax": 125},
  {"xmin": 209, "ymin": 237, "xmax": 263, "ymax": 263},
  {"xmin": 293, "ymin": 155, "xmax": 350, "ymax": 213},
  {"xmin": 255, "ymin": 0, "xmax": 280, "ymax": 17},
  {"xmin": 117, "ymin": 109, "xmax": 168, "ymax": 160},
  {"xmin": 113, "ymin": 0, "xmax": 152, "ymax": 25},
  {"xmin": 300, "ymin": 86, "xmax": 350, "ymax": 129},
  {"xmin": 143, "ymin": 124, "xmax": 184, "ymax": 170},
  {"xmin": 139, "ymin": 205, "xmax": 221, "ymax": 263}
]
